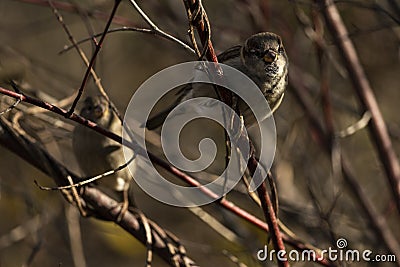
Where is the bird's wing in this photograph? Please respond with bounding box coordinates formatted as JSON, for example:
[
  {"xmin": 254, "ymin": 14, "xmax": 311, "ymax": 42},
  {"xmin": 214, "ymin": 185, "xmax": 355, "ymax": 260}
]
[
  {"xmin": 145, "ymin": 45, "xmax": 243, "ymax": 130},
  {"xmin": 217, "ymin": 45, "xmax": 242, "ymax": 63}
]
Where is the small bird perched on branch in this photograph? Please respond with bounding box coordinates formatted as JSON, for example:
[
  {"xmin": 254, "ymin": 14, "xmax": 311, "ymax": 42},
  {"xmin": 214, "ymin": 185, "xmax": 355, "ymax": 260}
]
[
  {"xmin": 73, "ymin": 96, "xmax": 135, "ymax": 217},
  {"xmin": 146, "ymin": 32, "xmax": 288, "ymax": 129}
]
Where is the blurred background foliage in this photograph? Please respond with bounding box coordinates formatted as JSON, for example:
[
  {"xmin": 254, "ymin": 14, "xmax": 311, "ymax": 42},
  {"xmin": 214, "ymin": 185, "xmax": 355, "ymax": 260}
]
[{"xmin": 0, "ymin": 0, "xmax": 399, "ymax": 266}]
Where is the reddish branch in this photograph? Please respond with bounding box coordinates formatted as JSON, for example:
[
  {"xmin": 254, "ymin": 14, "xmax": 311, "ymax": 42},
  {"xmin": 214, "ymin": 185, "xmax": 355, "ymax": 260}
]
[
  {"xmin": 3, "ymin": 1, "xmax": 335, "ymax": 265},
  {"xmin": 317, "ymin": 0, "xmax": 400, "ymax": 214},
  {"xmin": 83, "ymin": 187, "xmax": 194, "ymax": 267},
  {"xmin": 248, "ymin": 157, "xmax": 289, "ymax": 266},
  {"xmin": 0, "ymin": 117, "xmax": 195, "ymax": 266},
  {"xmin": 182, "ymin": 1, "xmax": 289, "ymax": 266},
  {"xmin": 183, "ymin": 0, "xmax": 232, "ymax": 107},
  {"xmin": 183, "ymin": 0, "xmax": 218, "ymax": 63},
  {"xmin": 0, "ymin": 86, "xmax": 333, "ymax": 266}
]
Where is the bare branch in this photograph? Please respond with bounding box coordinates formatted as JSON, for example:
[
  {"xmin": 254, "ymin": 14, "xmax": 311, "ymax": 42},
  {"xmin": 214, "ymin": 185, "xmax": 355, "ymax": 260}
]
[
  {"xmin": 317, "ymin": 0, "xmax": 400, "ymax": 215},
  {"xmin": 289, "ymin": 66, "xmax": 400, "ymax": 265},
  {"xmin": 0, "ymin": 115, "xmax": 196, "ymax": 267},
  {"xmin": 0, "ymin": 85, "xmax": 333, "ymax": 266},
  {"xmin": 66, "ymin": 0, "xmax": 121, "ymax": 115}
]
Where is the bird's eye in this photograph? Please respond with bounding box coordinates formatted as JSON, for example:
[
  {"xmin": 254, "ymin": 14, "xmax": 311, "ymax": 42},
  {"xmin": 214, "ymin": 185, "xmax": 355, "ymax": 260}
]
[
  {"xmin": 250, "ymin": 49, "xmax": 264, "ymax": 58},
  {"xmin": 263, "ymin": 50, "xmax": 277, "ymax": 63},
  {"xmin": 250, "ymin": 49, "xmax": 257, "ymax": 55}
]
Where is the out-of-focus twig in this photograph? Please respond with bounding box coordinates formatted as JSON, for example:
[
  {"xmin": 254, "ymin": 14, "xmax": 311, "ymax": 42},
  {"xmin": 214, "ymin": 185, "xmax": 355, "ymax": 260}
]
[
  {"xmin": 335, "ymin": 0, "xmax": 400, "ymax": 25},
  {"xmin": 17, "ymin": 0, "xmax": 195, "ymax": 56},
  {"xmin": 67, "ymin": 0, "xmax": 121, "ymax": 116},
  {"xmin": 128, "ymin": 0, "xmax": 195, "ymax": 55},
  {"xmin": 65, "ymin": 205, "xmax": 87, "ymax": 267},
  {"xmin": 309, "ymin": 7, "xmax": 340, "ymax": 246},
  {"xmin": 336, "ymin": 111, "xmax": 371, "ymax": 138},
  {"xmin": 59, "ymin": 27, "xmax": 195, "ymax": 55},
  {"xmin": 290, "ymin": 66, "xmax": 400, "ymax": 265},
  {"xmin": 222, "ymin": 249, "xmax": 248, "ymax": 267},
  {"xmin": 181, "ymin": 1, "xmax": 289, "ymax": 265},
  {"xmin": 387, "ymin": 0, "xmax": 400, "ymax": 20},
  {"xmin": 16, "ymin": 0, "xmax": 138, "ymax": 32},
  {"xmin": 317, "ymin": 0, "xmax": 400, "ymax": 215},
  {"xmin": 0, "ymin": 86, "xmax": 333, "ymax": 267},
  {"xmin": 48, "ymin": 1, "xmax": 107, "ymax": 107},
  {"xmin": 0, "ymin": 215, "xmax": 43, "ymax": 249},
  {"xmin": 0, "ymin": 115, "xmax": 196, "ymax": 267}
]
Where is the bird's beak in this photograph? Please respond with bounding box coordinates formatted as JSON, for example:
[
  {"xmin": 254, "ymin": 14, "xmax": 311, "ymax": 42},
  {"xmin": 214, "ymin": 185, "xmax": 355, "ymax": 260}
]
[
  {"xmin": 263, "ymin": 50, "xmax": 277, "ymax": 63},
  {"xmin": 93, "ymin": 105, "xmax": 104, "ymax": 118}
]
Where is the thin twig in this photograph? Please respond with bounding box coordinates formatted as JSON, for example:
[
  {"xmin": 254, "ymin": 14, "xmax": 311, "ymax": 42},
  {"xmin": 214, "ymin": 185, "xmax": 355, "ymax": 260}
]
[
  {"xmin": 0, "ymin": 215, "xmax": 42, "ymax": 249},
  {"xmin": 59, "ymin": 26, "xmax": 195, "ymax": 55},
  {"xmin": 17, "ymin": 0, "xmax": 139, "ymax": 31},
  {"xmin": 182, "ymin": 1, "xmax": 289, "ymax": 265},
  {"xmin": 136, "ymin": 211, "xmax": 153, "ymax": 267},
  {"xmin": 0, "ymin": 94, "xmax": 22, "ymax": 115},
  {"xmin": 128, "ymin": 0, "xmax": 195, "ymax": 55},
  {"xmin": 289, "ymin": 66, "xmax": 400, "ymax": 265},
  {"xmin": 0, "ymin": 86, "xmax": 333, "ymax": 266},
  {"xmin": 34, "ymin": 154, "xmax": 135, "ymax": 191},
  {"xmin": 317, "ymin": 0, "xmax": 400, "ymax": 214},
  {"xmin": 65, "ymin": 205, "xmax": 87, "ymax": 267},
  {"xmin": 335, "ymin": 0, "xmax": 400, "ymax": 25},
  {"xmin": 336, "ymin": 111, "xmax": 371, "ymax": 138},
  {"xmin": 221, "ymin": 250, "xmax": 248, "ymax": 267},
  {"xmin": 48, "ymin": 1, "xmax": 107, "ymax": 101},
  {"xmin": 67, "ymin": 0, "xmax": 121, "ymax": 116},
  {"xmin": 0, "ymin": 116, "xmax": 196, "ymax": 267},
  {"xmin": 248, "ymin": 158, "xmax": 289, "ymax": 267}
]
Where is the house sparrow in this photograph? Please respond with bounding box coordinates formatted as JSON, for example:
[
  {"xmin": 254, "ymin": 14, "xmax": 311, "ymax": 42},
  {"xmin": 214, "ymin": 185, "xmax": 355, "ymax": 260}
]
[
  {"xmin": 73, "ymin": 96, "xmax": 135, "ymax": 211},
  {"xmin": 146, "ymin": 32, "xmax": 288, "ymax": 129}
]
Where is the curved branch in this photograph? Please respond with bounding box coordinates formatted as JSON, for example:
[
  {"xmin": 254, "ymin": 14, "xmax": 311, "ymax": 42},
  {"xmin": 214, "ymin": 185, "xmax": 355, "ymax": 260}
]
[
  {"xmin": 0, "ymin": 87, "xmax": 333, "ymax": 267},
  {"xmin": 0, "ymin": 116, "xmax": 195, "ymax": 267}
]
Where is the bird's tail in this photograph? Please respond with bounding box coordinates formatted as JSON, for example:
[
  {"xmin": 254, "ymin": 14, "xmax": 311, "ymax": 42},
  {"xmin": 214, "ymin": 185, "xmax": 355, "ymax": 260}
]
[
  {"xmin": 145, "ymin": 83, "xmax": 192, "ymax": 130},
  {"xmin": 145, "ymin": 106, "xmax": 175, "ymax": 130}
]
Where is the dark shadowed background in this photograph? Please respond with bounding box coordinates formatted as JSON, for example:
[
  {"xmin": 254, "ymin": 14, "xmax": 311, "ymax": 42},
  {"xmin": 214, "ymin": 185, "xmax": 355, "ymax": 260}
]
[{"xmin": 0, "ymin": 0, "xmax": 399, "ymax": 266}]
